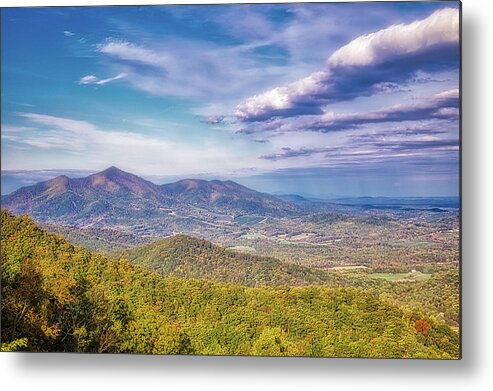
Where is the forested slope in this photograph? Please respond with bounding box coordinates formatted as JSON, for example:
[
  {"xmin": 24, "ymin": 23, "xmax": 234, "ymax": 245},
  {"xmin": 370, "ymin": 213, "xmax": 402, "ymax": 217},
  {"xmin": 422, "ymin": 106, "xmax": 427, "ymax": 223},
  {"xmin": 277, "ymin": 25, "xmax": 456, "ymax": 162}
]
[
  {"xmin": 116, "ymin": 235, "xmax": 338, "ymax": 287},
  {"xmin": 1, "ymin": 210, "xmax": 459, "ymax": 358},
  {"xmin": 117, "ymin": 235, "xmax": 460, "ymax": 328}
]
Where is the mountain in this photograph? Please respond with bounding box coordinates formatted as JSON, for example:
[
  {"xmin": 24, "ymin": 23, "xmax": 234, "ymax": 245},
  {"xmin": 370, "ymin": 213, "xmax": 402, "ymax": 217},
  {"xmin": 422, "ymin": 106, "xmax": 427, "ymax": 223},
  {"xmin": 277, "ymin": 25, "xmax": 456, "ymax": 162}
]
[
  {"xmin": 78, "ymin": 166, "xmax": 162, "ymax": 197},
  {"xmin": 115, "ymin": 234, "xmax": 336, "ymax": 287},
  {"xmin": 1, "ymin": 166, "xmax": 300, "ymax": 230},
  {"xmin": 276, "ymin": 194, "xmax": 310, "ymax": 203},
  {"xmin": 161, "ymin": 178, "xmax": 299, "ymax": 216},
  {"xmin": 1, "ymin": 166, "xmax": 170, "ymax": 224}
]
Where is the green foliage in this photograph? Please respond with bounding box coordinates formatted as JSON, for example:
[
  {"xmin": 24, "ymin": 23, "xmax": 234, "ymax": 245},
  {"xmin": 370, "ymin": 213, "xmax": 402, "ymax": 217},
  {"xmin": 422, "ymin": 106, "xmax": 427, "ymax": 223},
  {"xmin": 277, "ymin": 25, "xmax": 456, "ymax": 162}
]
[
  {"xmin": 382, "ymin": 267, "xmax": 460, "ymax": 327},
  {"xmin": 115, "ymin": 234, "xmax": 340, "ymax": 287},
  {"xmin": 1, "ymin": 338, "xmax": 28, "ymax": 351},
  {"xmin": 1, "ymin": 210, "xmax": 459, "ymax": 358}
]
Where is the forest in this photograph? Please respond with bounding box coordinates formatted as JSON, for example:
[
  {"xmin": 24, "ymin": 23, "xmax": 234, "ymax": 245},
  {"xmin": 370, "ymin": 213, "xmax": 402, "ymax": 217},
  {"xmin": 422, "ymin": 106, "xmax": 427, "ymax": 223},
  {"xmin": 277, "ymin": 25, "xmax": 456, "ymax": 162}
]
[{"xmin": 1, "ymin": 210, "xmax": 459, "ymax": 358}]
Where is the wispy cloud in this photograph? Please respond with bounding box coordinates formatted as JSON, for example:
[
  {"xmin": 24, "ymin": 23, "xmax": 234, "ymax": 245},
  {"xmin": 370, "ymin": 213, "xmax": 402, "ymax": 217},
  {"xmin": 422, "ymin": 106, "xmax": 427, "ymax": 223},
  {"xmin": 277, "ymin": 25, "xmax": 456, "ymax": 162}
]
[
  {"xmin": 63, "ymin": 30, "xmax": 75, "ymax": 37},
  {"xmin": 5, "ymin": 112, "xmax": 272, "ymax": 175},
  {"xmin": 235, "ymin": 8, "xmax": 459, "ymax": 122},
  {"xmin": 15, "ymin": 112, "xmax": 172, "ymax": 152},
  {"xmin": 94, "ymin": 38, "xmax": 291, "ymax": 106},
  {"xmin": 252, "ymin": 138, "xmax": 269, "ymax": 144},
  {"xmin": 261, "ymin": 138, "xmax": 458, "ymax": 162},
  {"xmin": 348, "ymin": 123, "xmax": 449, "ymax": 142},
  {"xmin": 1, "ymin": 125, "xmax": 37, "ymax": 133},
  {"xmin": 78, "ymin": 73, "xmax": 126, "ymax": 85},
  {"xmin": 200, "ymin": 116, "xmax": 226, "ymax": 125},
  {"xmin": 303, "ymin": 89, "xmax": 459, "ymax": 133}
]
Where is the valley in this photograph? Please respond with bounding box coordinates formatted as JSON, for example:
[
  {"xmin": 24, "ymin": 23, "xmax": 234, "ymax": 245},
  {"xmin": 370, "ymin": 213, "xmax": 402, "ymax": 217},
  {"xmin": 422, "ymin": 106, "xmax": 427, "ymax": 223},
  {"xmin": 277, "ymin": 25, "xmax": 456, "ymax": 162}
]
[{"xmin": 2, "ymin": 167, "xmax": 460, "ymax": 271}]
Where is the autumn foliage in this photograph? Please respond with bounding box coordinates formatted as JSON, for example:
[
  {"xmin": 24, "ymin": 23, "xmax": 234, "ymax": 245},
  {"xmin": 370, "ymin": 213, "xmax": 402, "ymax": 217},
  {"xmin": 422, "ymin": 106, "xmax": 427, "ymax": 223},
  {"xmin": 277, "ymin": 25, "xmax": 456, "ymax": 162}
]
[
  {"xmin": 415, "ymin": 320, "xmax": 432, "ymax": 335},
  {"xmin": 1, "ymin": 210, "xmax": 459, "ymax": 358}
]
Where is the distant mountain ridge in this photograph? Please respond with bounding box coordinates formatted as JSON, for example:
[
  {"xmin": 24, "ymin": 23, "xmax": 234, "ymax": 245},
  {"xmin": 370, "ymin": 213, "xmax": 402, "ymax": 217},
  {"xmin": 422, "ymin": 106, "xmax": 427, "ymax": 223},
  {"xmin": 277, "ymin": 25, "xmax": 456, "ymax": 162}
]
[
  {"xmin": 162, "ymin": 177, "xmax": 297, "ymax": 215},
  {"xmin": 1, "ymin": 166, "xmax": 300, "ymax": 228}
]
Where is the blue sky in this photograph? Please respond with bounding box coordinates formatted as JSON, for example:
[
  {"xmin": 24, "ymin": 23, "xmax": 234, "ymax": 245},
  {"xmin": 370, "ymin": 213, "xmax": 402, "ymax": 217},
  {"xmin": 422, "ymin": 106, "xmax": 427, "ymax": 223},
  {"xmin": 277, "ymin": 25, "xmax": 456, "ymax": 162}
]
[{"xmin": 1, "ymin": 2, "xmax": 460, "ymax": 197}]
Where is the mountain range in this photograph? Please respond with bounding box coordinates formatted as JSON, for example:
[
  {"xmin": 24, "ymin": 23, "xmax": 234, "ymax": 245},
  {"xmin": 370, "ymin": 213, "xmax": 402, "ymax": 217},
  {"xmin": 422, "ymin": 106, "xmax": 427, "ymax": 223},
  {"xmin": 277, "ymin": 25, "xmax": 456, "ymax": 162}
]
[{"xmin": 1, "ymin": 166, "xmax": 300, "ymax": 231}]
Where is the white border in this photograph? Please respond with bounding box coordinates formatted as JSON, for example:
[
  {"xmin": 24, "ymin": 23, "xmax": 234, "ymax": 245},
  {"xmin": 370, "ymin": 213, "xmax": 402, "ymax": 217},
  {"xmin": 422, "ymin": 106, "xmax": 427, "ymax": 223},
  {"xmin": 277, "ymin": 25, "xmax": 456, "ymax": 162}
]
[{"xmin": 2, "ymin": 1, "xmax": 492, "ymax": 390}]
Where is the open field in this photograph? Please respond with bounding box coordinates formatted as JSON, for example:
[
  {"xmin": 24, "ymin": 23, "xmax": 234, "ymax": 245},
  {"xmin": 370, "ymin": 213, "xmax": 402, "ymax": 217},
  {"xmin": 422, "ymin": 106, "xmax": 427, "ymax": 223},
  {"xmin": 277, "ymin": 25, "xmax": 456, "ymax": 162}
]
[{"xmin": 369, "ymin": 271, "xmax": 432, "ymax": 282}]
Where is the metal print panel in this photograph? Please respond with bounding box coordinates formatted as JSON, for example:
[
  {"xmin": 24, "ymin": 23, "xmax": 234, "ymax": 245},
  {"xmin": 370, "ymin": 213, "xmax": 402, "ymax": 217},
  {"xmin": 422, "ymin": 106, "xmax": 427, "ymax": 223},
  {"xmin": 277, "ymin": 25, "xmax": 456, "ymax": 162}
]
[{"xmin": 0, "ymin": 1, "xmax": 461, "ymax": 358}]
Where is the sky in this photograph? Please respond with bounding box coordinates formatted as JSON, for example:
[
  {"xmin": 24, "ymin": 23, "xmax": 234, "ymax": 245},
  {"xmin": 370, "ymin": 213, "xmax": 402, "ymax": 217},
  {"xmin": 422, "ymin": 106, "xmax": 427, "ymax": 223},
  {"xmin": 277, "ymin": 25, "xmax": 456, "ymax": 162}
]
[{"xmin": 1, "ymin": 2, "xmax": 460, "ymax": 197}]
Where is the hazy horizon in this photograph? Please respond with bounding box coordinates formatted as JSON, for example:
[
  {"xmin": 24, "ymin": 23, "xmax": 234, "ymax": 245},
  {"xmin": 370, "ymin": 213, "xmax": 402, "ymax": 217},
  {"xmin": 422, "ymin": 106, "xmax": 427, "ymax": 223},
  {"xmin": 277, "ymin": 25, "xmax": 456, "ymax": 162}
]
[{"xmin": 1, "ymin": 166, "xmax": 459, "ymax": 199}]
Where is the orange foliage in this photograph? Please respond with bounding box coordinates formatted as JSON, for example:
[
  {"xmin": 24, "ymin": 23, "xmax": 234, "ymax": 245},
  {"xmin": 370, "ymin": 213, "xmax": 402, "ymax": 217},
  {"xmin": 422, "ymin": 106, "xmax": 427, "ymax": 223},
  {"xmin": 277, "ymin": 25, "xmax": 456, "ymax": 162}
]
[{"xmin": 415, "ymin": 319, "xmax": 432, "ymax": 335}]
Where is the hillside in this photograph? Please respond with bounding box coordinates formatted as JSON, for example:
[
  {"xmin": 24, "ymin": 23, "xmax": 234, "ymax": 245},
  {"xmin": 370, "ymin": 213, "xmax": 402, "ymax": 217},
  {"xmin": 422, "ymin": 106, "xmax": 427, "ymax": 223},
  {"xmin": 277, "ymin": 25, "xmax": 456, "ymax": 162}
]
[
  {"xmin": 1, "ymin": 210, "xmax": 459, "ymax": 357},
  {"xmin": 115, "ymin": 234, "xmax": 335, "ymax": 287},
  {"xmin": 44, "ymin": 224, "xmax": 151, "ymax": 253}
]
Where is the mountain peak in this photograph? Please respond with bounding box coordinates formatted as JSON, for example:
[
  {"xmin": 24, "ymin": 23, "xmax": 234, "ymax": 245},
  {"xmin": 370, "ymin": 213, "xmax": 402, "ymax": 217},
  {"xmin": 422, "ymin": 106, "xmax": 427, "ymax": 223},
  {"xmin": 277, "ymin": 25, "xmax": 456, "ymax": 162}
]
[
  {"xmin": 98, "ymin": 166, "xmax": 129, "ymax": 177},
  {"xmin": 43, "ymin": 175, "xmax": 70, "ymax": 196},
  {"xmin": 49, "ymin": 174, "xmax": 70, "ymax": 183},
  {"xmin": 86, "ymin": 166, "xmax": 160, "ymax": 196}
]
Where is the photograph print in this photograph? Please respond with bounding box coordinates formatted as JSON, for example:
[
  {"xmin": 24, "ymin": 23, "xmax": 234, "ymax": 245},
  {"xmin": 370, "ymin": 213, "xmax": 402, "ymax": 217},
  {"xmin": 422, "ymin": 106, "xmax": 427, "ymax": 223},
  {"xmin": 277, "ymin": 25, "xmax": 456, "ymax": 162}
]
[{"xmin": 1, "ymin": 1, "xmax": 460, "ymax": 358}]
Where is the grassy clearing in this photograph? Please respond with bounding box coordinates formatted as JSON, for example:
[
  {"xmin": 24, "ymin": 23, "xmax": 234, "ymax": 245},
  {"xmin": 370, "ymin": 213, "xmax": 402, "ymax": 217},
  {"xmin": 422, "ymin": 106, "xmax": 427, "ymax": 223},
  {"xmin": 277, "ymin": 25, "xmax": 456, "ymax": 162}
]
[
  {"xmin": 240, "ymin": 232, "xmax": 268, "ymax": 240},
  {"xmin": 370, "ymin": 271, "xmax": 432, "ymax": 282},
  {"xmin": 241, "ymin": 232, "xmax": 296, "ymax": 245},
  {"xmin": 228, "ymin": 245, "xmax": 257, "ymax": 253},
  {"xmin": 330, "ymin": 265, "xmax": 369, "ymax": 271}
]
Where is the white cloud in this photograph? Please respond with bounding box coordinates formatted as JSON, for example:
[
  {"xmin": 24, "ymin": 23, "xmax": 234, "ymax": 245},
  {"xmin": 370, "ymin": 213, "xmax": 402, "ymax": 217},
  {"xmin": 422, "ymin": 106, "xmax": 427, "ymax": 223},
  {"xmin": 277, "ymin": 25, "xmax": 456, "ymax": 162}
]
[
  {"xmin": 96, "ymin": 73, "xmax": 126, "ymax": 85},
  {"xmin": 94, "ymin": 38, "xmax": 292, "ymax": 106},
  {"xmin": 63, "ymin": 30, "xmax": 75, "ymax": 37},
  {"xmin": 1, "ymin": 125, "xmax": 37, "ymax": 133},
  {"xmin": 235, "ymin": 71, "xmax": 329, "ymax": 120},
  {"xmin": 92, "ymin": 5, "xmax": 427, "ymax": 118},
  {"xmin": 327, "ymin": 8, "xmax": 459, "ymax": 69},
  {"xmin": 19, "ymin": 113, "xmax": 97, "ymax": 134},
  {"xmin": 235, "ymin": 8, "xmax": 459, "ymax": 122},
  {"xmin": 11, "ymin": 113, "xmax": 171, "ymax": 156},
  {"xmin": 78, "ymin": 73, "xmax": 126, "ymax": 85},
  {"xmin": 6, "ymin": 113, "xmax": 274, "ymax": 176},
  {"xmin": 78, "ymin": 75, "xmax": 99, "ymax": 85},
  {"xmin": 97, "ymin": 40, "xmax": 164, "ymax": 67},
  {"xmin": 435, "ymin": 88, "xmax": 460, "ymax": 100}
]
